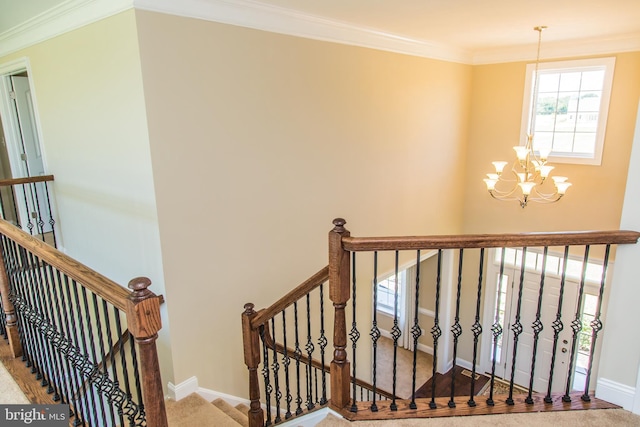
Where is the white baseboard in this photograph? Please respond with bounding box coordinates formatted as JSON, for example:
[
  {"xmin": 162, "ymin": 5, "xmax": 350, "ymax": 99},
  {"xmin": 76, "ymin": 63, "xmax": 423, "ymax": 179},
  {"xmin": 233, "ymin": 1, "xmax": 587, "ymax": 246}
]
[
  {"xmin": 196, "ymin": 386, "xmax": 251, "ymax": 408},
  {"xmin": 167, "ymin": 376, "xmax": 198, "ymax": 401},
  {"xmin": 596, "ymin": 378, "xmax": 636, "ymax": 410}
]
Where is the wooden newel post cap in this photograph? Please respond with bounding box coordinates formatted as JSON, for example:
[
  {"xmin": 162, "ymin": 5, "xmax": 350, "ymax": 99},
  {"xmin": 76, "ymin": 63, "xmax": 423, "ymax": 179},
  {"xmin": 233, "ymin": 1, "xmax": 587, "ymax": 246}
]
[
  {"xmin": 128, "ymin": 277, "xmax": 153, "ymax": 302},
  {"xmin": 332, "ymin": 218, "xmax": 347, "ymax": 233},
  {"xmin": 244, "ymin": 303, "xmax": 255, "ymax": 315}
]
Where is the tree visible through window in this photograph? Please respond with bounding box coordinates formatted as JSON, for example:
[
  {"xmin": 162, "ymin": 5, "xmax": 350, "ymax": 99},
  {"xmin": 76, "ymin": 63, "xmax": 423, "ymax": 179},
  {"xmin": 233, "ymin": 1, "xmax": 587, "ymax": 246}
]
[{"xmin": 522, "ymin": 57, "xmax": 615, "ymax": 165}]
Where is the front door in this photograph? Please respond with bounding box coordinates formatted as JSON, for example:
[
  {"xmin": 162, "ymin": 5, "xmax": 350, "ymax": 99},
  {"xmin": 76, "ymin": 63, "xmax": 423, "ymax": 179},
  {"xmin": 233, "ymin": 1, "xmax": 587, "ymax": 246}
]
[{"xmin": 482, "ymin": 248, "xmax": 604, "ymax": 394}]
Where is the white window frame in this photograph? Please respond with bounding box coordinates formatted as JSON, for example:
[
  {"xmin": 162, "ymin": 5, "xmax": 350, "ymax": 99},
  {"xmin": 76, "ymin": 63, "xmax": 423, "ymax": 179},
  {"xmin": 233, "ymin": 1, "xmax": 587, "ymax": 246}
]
[{"xmin": 520, "ymin": 57, "xmax": 616, "ymax": 165}]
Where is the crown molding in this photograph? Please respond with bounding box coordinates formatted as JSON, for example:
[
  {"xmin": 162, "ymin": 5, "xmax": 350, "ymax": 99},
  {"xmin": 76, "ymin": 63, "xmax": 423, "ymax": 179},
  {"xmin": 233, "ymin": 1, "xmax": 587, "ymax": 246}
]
[
  {"xmin": 473, "ymin": 33, "xmax": 640, "ymax": 65},
  {"xmin": 2, "ymin": 0, "xmax": 639, "ymax": 65},
  {"xmin": 0, "ymin": 0, "xmax": 133, "ymax": 58},
  {"xmin": 133, "ymin": 0, "xmax": 473, "ymax": 63}
]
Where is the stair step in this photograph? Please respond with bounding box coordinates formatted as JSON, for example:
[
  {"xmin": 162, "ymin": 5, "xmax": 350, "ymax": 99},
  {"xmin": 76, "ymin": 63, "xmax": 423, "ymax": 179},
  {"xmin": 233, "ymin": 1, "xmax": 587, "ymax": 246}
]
[
  {"xmin": 235, "ymin": 403, "xmax": 250, "ymax": 417},
  {"xmin": 212, "ymin": 398, "xmax": 249, "ymax": 427},
  {"xmin": 166, "ymin": 393, "xmax": 242, "ymax": 427}
]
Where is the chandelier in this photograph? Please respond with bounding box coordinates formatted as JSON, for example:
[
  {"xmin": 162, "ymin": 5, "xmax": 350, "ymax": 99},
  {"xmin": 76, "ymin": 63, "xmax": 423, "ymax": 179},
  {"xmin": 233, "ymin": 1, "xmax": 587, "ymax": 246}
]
[{"xmin": 483, "ymin": 26, "xmax": 571, "ymax": 208}]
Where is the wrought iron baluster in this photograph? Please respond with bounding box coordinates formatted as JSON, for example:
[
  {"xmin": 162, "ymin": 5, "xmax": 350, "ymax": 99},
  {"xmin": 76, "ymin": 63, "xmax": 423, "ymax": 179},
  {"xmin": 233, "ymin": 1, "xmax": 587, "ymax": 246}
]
[
  {"xmin": 487, "ymin": 247, "xmax": 506, "ymax": 406},
  {"xmin": 9, "ymin": 186, "xmax": 20, "ymax": 228},
  {"xmin": 58, "ymin": 272, "xmax": 86, "ymax": 426},
  {"xmin": 582, "ymin": 244, "xmax": 611, "ymax": 402},
  {"xmin": 506, "ymin": 247, "xmax": 528, "ymax": 405},
  {"xmin": 318, "ymin": 284, "xmax": 328, "ymax": 405},
  {"xmin": 563, "ymin": 246, "xmax": 591, "ymax": 402},
  {"xmin": 525, "ymin": 246, "xmax": 549, "ymax": 404},
  {"xmin": 78, "ymin": 285, "xmax": 103, "ymax": 424},
  {"xmin": 259, "ymin": 326, "xmax": 273, "ymax": 426},
  {"xmin": 23, "ymin": 250, "xmax": 52, "ymax": 388},
  {"xmin": 29, "ymin": 182, "xmax": 45, "ymax": 240},
  {"xmin": 113, "ymin": 304, "xmax": 134, "ymax": 426},
  {"xmin": 127, "ymin": 325, "xmax": 146, "ymax": 426},
  {"xmin": 36, "ymin": 259, "xmax": 63, "ymax": 401},
  {"xmin": 409, "ymin": 250, "xmax": 422, "ymax": 410},
  {"xmin": 349, "ymin": 252, "xmax": 360, "ymax": 413},
  {"xmin": 429, "ymin": 250, "xmax": 443, "ymax": 410},
  {"xmin": 545, "ymin": 246, "xmax": 570, "ymax": 403},
  {"xmin": 390, "ymin": 251, "xmax": 401, "ymax": 411},
  {"xmin": 14, "ymin": 245, "xmax": 40, "ymax": 374},
  {"xmin": 20, "ymin": 184, "xmax": 34, "ymax": 235},
  {"xmin": 281, "ymin": 310, "xmax": 292, "ymax": 419},
  {"xmin": 91, "ymin": 291, "xmax": 116, "ymax": 425},
  {"xmin": 449, "ymin": 249, "xmax": 464, "ymax": 408},
  {"xmin": 43, "ymin": 181, "xmax": 57, "ymax": 247},
  {"xmin": 270, "ymin": 317, "xmax": 282, "ymax": 423},
  {"xmin": 468, "ymin": 248, "xmax": 485, "ymax": 407},
  {"xmin": 102, "ymin": 299, "xmax": 124, "ymax": 426},
  {"xmin": 293, "ymin": 301, "xmax": 303, "ymax": 415},
  {"xmin": 370, "ymin": 252, "xmax": 380, "ymax": 412},
  {"xmin": 305, "ymin": 292, "xmax": 315, "ymax": 410}
]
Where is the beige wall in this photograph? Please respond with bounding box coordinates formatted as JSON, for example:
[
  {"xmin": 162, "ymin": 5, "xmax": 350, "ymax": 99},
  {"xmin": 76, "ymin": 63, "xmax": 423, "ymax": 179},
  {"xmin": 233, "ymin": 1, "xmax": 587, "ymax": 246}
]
[
  {"xmin": 135, "ymin": 10, "xmax": 472, "ymax": 396},
  {"xmin": 0, "ymin": 11, "xmax": 174, "ymax": 386},
  {"xmin": 462, "ymin": 53, "xmax": 640, "ymax": 234}
]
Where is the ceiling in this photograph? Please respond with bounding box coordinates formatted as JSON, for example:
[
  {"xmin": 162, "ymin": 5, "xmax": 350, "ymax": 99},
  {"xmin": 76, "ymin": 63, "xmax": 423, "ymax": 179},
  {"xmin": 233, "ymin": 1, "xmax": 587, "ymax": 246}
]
[{"xmin": 2, "ymin": 0, "xmax": 640, "ymax": 62}]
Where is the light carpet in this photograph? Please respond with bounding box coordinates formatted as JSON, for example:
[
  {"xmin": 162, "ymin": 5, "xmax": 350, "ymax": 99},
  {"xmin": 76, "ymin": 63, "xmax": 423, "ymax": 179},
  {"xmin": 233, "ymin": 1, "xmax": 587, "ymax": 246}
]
[{"xmin": 0, "ymin": 358, "xmax": 29, "ymax": 404}]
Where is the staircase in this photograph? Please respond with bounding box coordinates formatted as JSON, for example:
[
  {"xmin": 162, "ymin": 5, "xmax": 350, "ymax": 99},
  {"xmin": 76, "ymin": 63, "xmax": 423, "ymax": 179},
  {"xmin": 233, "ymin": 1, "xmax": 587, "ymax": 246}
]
[{"xmin": 166, "ymin": 393, "xmax": 250, "ymax": 427}]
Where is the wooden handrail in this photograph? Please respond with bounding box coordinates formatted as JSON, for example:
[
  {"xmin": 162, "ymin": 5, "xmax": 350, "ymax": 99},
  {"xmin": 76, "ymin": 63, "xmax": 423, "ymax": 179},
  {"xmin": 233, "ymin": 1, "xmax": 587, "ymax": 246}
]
[
  {"xmin": 342, "ymin": 230, "xmax": 640, "ymax": 252},
  {"xmin": 251, "ymin": 266, "xmax": 329, "ymax": 329},
  {"xmin": 0, "ymin": 218, "xmax": 130, "ymax": 311},
  {"xmin": 0, "ymin": 175, "xmax": 54, "ymax": 187}
]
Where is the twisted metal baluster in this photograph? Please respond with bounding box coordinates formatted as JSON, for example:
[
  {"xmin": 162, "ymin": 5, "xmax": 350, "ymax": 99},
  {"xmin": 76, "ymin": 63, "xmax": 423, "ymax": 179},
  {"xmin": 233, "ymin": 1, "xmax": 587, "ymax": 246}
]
[
  {"xmin": 129, "ymin": 325, "xmax": 146, "ymax": 427},
  {"xmin": 293, "ymin": 302, "xmax": 303, "ymax": 415},
  {"xmin": 410, "ymin": 250, "xmax": 422, "ymax": 410},
  {"xmin": 563, "ymin": 246, "xmax": 591, "ymax": 402},
  {"xmin": 349, "ymin": 252, "xmax": 360, "ymax": 413},
  {"xmin": 468, "ymin": 248, "xmax": 485, "ymax": 407},
  {"xmin": 30, "ymin": 182, "xmax": 46, "ymax": 240},
  {"xmin": 487, "ymin": 248, "xmax": 506, "ymax": 406},
  {"xmin": 28, "ymin": 253, "xmax": 57, "ymax": 396},
  {"xmin": 318, "ymin": 284, "xmax": 328, "ymax": 405},
  {"xmin": 38, "ymin": 260, "xmax": 65, "ymax": 402},
  {"xmin": 113, "ymin": 305, "xmax": 134, "ymax": 426},
  {"xmin": 91, "ymin": 292, "xmax": 115, "ymax": 424},
  {"xmin": 506, "ymin": 247, "xmax": 528, "ymax": 406},
  {"xmin": 305, "ymin": 293, "xmax": 315, "ymax": 410},
  {"xmin": 79, "ymin": 285, "xmax": 105, "ymax": 423},
  {"xmin": 281, "ymin": 310, "xmax": 292, "ymax": 419},
  {"xmin": 448, "ymin": 249, "xmax": 464, "ymax": 408},
  {"xmin": 370, "ymin": 252, "xmax": 380, "ymax": 412},
  {"xmin": 526, "ymin": 247, "xmax": 549, "ymax": 404},
  {"xmin": 270, "ymin": 318, "xmax": 282, "ymax": 423},
  {"xmin": 20, "ymin": 184, "xmax": 34, "ymax": 235},
  {"xmin": 103, "ymin": 299, "xmax": 125, "ymax": 426},
  {"xmin": 429, "ymin": 250, "xmax": 443, "ymax": 410},
  {"xmin": 390, "ymin": 251, "xmax": 401, "ymax": 411},
  {"xmin": 581, "ymin": 244, "xmax": 611, "ymax": 402},
  {"xmin": 19, "ymin": 248, "xmax": 46, "ymax": 380},
  {"xmin": 43, "ymin": 181, "xmax": 57, "ymax": 247},
  {"xmin": 545, "ymin": 246, "xmax": 570, "ymax": 403},
  {"xmin": 60, "ymin": 273, "xmax": 87, "ymax": 426},
  {"xmin": 259, "ymin": 326, "xmax": 272, "ymax": 426}
]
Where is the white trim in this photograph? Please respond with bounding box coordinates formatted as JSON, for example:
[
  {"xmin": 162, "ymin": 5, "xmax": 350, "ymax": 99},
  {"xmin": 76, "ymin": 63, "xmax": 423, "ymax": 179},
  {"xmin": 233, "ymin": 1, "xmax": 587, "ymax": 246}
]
[
  {"xmin": 633, "ymin": 367, "xmax": 640, "ymax": 414},
  {"xmin": 196, "ymin": 386, "xmax": 251, "ymax": 408},
  {"xmin": 133, "ymin": 0, "xmax": 471, "ymax": 64},
  {"xmin": 519, "ymin": 57, "xmax": 616, "ymax": 166},
  {"xmin": 416, "ymin": 343, "xmax": 434, "ymax": 356},
  {"xmin": 0, "ymin": 0, "xmax": 133, "ymax": 57},
  {"xmin": 418, "ymin": 307, "xmax": 435, "ymax": 318},
  {"xmin": 596, "ymin": 378, "xmax": 636, "ymax": 410},
  {"xmin": 167, "ymin": 376, "xmax": 198, "ymax": 401}
]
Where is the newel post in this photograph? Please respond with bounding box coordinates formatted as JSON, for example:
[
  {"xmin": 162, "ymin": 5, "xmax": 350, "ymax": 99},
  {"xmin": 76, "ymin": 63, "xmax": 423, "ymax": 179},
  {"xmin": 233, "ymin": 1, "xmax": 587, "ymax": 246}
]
[
  {"xmin": 126, "ymin": 277, "xmax": 168, "ymax": 427},
  {"xmin": 0, "ymin": 246, "xmax": 22, "ymax": 358},
  {"xmin": 329, "ymin": 218, "xmax": 351, "ymax": 409},
  {"xmin": 242, "ymin": 303, "xmax": 265, "ymax": 427}
]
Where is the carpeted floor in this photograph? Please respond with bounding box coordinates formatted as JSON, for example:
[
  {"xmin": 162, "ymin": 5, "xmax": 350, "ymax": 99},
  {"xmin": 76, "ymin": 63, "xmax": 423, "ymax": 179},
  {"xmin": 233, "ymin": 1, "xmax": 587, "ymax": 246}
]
[
  {"xmin": 0, "ymin": 358, "xmax": 29, "ymax": 404},
  {"xmin": 317, "ymin": 409, "xmax": 640, "ymax": 426}
]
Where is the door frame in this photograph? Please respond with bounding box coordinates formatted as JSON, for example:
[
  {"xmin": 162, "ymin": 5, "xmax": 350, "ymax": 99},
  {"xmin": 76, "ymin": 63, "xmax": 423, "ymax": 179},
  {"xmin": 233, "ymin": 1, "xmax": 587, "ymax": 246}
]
[
  {"xmin": 480, "ymin": 247, "xmax": 613, "ymax": 391},
  {"xmin": 0, "ymin": 57, "xmax": 48, "ymax": 179}
]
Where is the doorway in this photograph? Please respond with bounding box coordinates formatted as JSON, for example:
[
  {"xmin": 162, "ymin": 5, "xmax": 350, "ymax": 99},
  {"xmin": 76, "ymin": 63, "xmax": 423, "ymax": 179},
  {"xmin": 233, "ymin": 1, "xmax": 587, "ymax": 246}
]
[
  {"xmin": 481, "ymin": 247, "xmax": 608, "ymax": 393},
  {"xmin": 0, "ymin": 59, "xmax": 52, "ymax": 234}
]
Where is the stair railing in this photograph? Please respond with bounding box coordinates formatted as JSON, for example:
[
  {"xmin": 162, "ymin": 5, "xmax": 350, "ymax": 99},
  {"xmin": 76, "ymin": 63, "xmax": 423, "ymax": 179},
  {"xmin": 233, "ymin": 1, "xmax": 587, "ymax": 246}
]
[
  {"xmin": 243, "ymin": 218, "xmax": 640, "ymax": 426},
  {"xmin": 0, "ymin": 218, "xmax": 167, "ymax": 427},
  {"xmin": 0, "ymin": 175, "xmax": 58, "ymax": 247}
]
